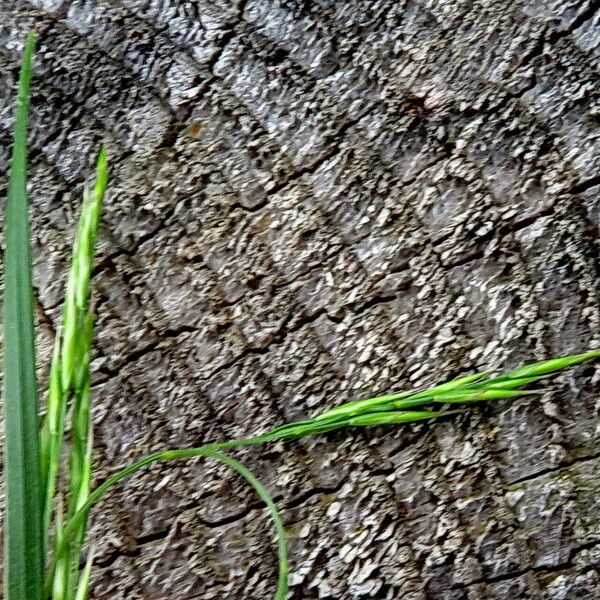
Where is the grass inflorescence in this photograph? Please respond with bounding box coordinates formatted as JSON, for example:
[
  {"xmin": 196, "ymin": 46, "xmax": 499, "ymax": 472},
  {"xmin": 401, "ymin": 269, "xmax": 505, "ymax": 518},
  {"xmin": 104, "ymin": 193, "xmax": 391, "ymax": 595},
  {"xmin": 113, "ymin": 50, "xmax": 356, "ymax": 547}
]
[
  {"xmin": 3, "ymin": 32, "xmax": 599, "ymax": 600},
  {"xmin": 41, "ymin": 146, "xmax": 108, "ymax": 600}
]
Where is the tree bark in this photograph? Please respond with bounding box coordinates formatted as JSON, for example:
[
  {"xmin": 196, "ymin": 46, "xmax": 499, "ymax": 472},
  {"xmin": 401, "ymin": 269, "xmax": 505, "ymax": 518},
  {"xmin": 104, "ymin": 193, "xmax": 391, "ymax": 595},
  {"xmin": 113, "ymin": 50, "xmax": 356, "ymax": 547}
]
[{"xmin": 1, "ymin": 1, "xmax": 599, "ymax": 598}]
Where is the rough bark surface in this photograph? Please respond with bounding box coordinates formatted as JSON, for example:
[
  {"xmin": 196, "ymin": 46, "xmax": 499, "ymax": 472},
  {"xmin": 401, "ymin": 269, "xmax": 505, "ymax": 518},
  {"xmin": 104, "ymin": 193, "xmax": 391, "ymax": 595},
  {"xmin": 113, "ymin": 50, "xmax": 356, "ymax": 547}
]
[{"xmin": 1, "ymin": 1, "xmax": 600, "ymax": 599}]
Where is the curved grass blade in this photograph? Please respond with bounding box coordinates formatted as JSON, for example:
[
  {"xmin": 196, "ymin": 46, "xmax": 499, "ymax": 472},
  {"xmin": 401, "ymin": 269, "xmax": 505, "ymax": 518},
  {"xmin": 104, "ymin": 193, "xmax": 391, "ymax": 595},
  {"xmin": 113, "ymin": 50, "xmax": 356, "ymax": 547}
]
[
  {"xmin": 48, "ymin": 445, "xmax": 288, "ymax": 600},
  {"xmin": 211, "ymin": 451, "xmax": 288, "ymax": 600},
  {"xmin": 2, "ymin": 31, "xmax": 45, "ymax": 600}
]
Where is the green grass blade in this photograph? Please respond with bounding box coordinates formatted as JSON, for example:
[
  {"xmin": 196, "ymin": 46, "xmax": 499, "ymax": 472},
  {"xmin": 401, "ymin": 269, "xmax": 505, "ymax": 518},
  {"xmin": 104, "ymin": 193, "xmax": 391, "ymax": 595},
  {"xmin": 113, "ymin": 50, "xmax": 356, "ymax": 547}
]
[
  {"xmin": 2, "ymin": 31, "xmax": 45, "ymax": 600},
  {"xmin": 50, "ymin": 446, "xmax": 288, "ymax": 600},
  {"xmin": 74, "ymin": 545, "xmax": 94, "ymax": 600},
  {"xmin": 210, "ymin": 451, "xmax": 288, "ymax": 600}
]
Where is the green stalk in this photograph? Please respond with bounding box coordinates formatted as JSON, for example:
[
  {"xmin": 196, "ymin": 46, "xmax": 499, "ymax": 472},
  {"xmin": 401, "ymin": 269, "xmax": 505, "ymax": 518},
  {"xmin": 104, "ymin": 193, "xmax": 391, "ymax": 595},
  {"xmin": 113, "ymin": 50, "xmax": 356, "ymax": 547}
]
[
  {"xmin": 2, "ymin": 31, "xmax": 45, "ymax": 600},
  {"xmin": 51, "ymin": 499, "xmax": 67, "ymax": 600},
  {"xmin": 73, "ymin": 544, "xmax": 95, "ymax": 600}
]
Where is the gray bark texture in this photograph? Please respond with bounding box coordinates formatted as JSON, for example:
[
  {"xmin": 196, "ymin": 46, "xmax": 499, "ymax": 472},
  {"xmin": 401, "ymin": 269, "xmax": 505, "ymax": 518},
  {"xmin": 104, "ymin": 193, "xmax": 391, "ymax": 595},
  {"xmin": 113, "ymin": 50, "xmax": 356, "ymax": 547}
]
[{"xmin": 1, "ymin": 1, "xmax": 600, "ymax": 599}]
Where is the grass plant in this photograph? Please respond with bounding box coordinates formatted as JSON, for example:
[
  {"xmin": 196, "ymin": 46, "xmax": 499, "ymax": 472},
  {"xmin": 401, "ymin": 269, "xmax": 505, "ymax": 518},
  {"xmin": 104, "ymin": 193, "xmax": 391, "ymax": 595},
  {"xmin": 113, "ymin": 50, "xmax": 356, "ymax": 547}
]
[{"xmin": 3, "ymin": 33, "xmax": 599, "ymax": 600}]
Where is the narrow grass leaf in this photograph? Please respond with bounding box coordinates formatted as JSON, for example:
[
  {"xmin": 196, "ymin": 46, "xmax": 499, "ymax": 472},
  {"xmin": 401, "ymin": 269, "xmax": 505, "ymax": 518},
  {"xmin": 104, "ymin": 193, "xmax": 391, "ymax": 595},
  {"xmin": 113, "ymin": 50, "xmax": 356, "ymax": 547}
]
[
  {"xmin": 2, "ymin": 31, "xmax": 45, "ymax": 600},
  {"xmin": 74, "ymin": 545, "xmax": 95, "ymax": 600},
  {"xmin": 210, "ymin": 451, "xmax": 288, "ymax": 600},
  {"xmin": 51, "ymin": 447, "xmax": 288, "ymax": 600},
  {"xmin": 73, "ymin": 548, "xmax": 94, "ymax": 600}
]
